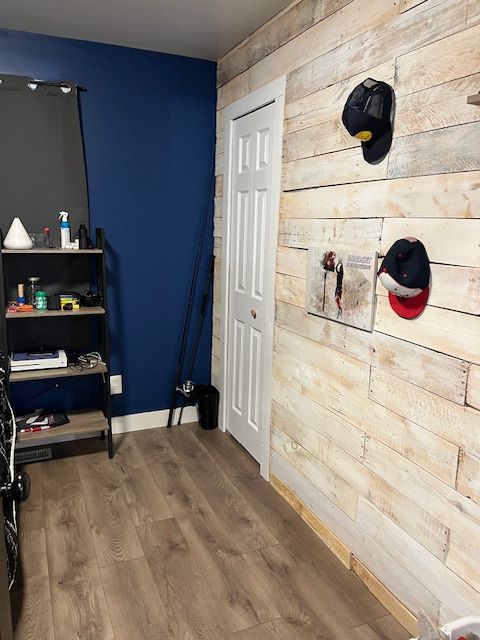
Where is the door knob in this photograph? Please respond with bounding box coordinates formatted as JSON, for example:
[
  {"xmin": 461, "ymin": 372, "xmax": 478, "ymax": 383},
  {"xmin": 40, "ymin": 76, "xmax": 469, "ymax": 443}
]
[
  {"xmin": 0, "ymin": 472, "xmax": 31, "ymax": 502},
  {"xmin": 251, "ymin": 309, "xmax": 257, "ymax": 319}
]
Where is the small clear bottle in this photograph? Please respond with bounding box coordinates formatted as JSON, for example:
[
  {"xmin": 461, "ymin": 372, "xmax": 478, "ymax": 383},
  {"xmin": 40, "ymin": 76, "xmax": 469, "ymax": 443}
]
[{"xmin": 27, "ymin": 277, "xmax": 40, "ymax": 308}]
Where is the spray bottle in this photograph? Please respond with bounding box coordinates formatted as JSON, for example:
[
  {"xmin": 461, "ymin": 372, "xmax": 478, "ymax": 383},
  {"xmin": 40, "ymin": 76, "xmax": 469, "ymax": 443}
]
[{"xmin": 58, "ymin": 211, "xmax": 71, "ymax": 249}]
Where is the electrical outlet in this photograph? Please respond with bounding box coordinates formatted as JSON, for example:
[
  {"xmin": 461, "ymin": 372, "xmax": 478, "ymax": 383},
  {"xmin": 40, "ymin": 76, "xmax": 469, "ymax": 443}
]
[{"xmin": 110, "ymin": 374, "xmax": 123, "ymax": 395}]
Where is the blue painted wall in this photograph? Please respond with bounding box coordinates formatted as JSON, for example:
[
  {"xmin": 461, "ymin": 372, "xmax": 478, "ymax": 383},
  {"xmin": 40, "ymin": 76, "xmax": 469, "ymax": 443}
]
[{"xmin": 0, "ymin": 29, "xmax": 216, "ymax": 416}]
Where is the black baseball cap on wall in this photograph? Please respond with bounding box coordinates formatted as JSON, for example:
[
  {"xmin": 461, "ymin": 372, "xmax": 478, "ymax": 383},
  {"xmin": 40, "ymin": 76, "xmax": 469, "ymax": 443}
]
[
  {"xmin": 342, "ymin": 78, "xmax": 395, "ymax": 164},
  {"xmin": 377, "ymin": 237, "xmax": 430, "ymax": 319}
]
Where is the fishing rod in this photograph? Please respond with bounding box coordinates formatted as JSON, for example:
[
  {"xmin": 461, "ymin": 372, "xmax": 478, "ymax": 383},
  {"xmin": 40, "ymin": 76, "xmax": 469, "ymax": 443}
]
[
  {"xmin": 176, "ymin": 253, "xmax": 215, "ymax": 425},
  {"xmin": 166, "ymin": 169, "xmax": 215, "ymax": 428}
]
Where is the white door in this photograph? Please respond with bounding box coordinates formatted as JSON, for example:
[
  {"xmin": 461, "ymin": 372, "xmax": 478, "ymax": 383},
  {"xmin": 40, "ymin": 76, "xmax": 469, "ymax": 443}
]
[{"xmin": 226, "ymin": 102, "xmax": 276, "ymax": 462}]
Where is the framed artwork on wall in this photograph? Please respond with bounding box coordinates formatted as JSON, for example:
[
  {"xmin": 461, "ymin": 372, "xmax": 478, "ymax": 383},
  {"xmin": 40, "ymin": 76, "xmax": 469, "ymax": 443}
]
[{"xmin": 306, "ymin": 246, "xmax": 378, "ymax": 332}]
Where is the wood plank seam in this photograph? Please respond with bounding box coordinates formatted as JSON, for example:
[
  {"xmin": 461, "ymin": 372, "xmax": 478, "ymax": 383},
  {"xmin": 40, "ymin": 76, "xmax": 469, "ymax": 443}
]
[
  {"xmin": 396, "ymin": 69, "xmax": 480, "ymax": 103},
  {"xmin": 367, "ymin": 377, "xmax": 480, "ymax": 459},
  {"xmin": 360, "ymin": 431, "xmax": 367, "ymax": 464},
  {"xmin": 282, "ymin": 118, "xmax": 480, "ymax": 167},
  {"xmin": 40, "ymin": 532, "xmax": 58, "ymax": 640},
  {"xmin": 455, "ymin": 449, "xmax": 464, "ymax": 489},
  {"xmin": 442, "ymin": 525, "xmax": 452, "ymax": 562},
  {"xmin": 373, "ymin": 321, "xmax": 477, "ymax": 369},
  {"xmin": 280, "ymin": 173, "xmax": 480, "ymax": 219},
  {"xmin": 399, "ymin": 0, "xmax": 430, "ymax": 13}
]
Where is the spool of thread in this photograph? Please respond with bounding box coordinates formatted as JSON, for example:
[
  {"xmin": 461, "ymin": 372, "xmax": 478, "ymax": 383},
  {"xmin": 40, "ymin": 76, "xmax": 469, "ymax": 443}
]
[{"xmin": 17, "ymin": 283, "xmax": 25, "ymax": 306}]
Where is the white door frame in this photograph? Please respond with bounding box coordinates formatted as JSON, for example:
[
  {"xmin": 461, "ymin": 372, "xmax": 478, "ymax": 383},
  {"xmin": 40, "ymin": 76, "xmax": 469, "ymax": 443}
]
[{"xmin": 219, "ymin": 76, "xmax": 286, "ymax": 480}]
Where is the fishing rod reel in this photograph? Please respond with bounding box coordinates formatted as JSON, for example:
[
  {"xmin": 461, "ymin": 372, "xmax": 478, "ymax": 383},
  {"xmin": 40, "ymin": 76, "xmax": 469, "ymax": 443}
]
[
  {"xmin": 172, "ymin": 379, "xmax": 196, "ymax": 427},
  {"xmin": 176, "ymin": 379, "xmax": 194, "ymax": 398}
]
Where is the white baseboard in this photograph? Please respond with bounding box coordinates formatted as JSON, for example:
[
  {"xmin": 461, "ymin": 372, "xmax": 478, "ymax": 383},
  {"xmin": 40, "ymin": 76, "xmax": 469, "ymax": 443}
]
[
  {"xmin": 15, "ymin": 405, "xmax": 198, "ymax": 449},
  {"xmin": 112, "ymin": 405, "xmax": 198, "ymax": 434}
]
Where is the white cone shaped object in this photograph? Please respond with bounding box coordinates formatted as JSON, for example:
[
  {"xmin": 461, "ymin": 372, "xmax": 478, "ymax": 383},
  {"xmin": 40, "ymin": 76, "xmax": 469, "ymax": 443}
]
[{"xmin": 3, "ymin": 218, "xmax": 33, "ymax": 249}]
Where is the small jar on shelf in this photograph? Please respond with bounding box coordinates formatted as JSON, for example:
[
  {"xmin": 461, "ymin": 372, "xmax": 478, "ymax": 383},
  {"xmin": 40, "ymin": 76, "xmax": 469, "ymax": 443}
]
[{"xmin": 27, "ymin": 276, "xmax": 40, "ymax": 308}]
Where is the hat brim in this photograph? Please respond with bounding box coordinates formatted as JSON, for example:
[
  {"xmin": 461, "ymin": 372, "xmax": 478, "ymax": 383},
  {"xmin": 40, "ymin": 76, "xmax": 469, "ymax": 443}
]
[
  {"xmin": 362, "ymin": 129, "xmax": 393, "ymax": 164},
  {"xmin": 388, "ymin": 287, "xmax": 429, "ymax": 319}
]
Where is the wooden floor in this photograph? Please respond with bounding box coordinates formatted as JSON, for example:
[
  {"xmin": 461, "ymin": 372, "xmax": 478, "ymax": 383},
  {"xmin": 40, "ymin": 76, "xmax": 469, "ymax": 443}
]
[{"xmin": 12, "ymin": 423, "xmax": 410, "ymax": 640}]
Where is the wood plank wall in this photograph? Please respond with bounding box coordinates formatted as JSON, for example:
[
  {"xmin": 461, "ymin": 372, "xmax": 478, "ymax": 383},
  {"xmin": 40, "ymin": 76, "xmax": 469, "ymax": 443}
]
[{"xmin": 212, "ymin": 0, "xmax": 480, "ymax": 628}]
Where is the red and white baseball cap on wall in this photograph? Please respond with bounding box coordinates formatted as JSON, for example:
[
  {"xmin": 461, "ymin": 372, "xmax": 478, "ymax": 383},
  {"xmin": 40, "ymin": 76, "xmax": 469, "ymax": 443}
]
[{"xmin": 377, "ymin": 237, "xmax": 430, "ymax": 319}]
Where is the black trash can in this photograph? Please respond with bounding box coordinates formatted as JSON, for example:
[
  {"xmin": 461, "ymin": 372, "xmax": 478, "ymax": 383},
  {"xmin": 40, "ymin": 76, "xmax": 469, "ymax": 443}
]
[{"xmin": 195, "ymin": 384, "xmax": 219, "ymax": 430}]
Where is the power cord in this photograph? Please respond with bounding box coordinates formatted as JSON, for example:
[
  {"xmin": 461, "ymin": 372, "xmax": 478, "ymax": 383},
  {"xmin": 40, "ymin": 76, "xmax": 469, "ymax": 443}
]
[{"xmin": 69, "ymin": 351, "xmax": 103, "ymax": 372}]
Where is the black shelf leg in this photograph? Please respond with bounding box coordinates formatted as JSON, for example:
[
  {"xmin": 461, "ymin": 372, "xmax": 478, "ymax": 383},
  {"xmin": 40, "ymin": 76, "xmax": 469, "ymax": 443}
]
[
  {"xmin": 103, "ymin": 370, "xmax": 114, "ymax": 458},
  {"xmin": 107, "ymin": 424, "xmax": 113, "ymax": 458},
  {"xmin": 96, "ymin": 228, "xmax": 114, "ymax": 458}
]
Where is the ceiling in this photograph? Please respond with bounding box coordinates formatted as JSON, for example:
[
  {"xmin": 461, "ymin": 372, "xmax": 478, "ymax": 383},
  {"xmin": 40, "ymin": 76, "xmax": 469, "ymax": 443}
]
[{"xmin": 0, "ymin": 0, "xmax": 294, "ymax": 61}]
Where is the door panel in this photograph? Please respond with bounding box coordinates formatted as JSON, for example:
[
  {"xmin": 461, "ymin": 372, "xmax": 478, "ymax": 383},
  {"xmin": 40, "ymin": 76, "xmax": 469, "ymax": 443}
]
[
  {"xmin": 235, "ymin": 191, "xmax": 249, "ymax": 293},
  {"xmin": 257, "ymin": 127, "xmax": 270, "ymax": 169},
  {"xmin": 232, "ymin": 319, "xmax": 245, "ymax": 416},
  {"xmin": 239, "ymin": 134, "xmax": 251, "ymax": 173},
  {"xmin": 226, "ymin": 102, "xmax": 275, "ymax": 462},
  {"xmin": 247, "ymin": 327, "xmax": 261, "ymax": 429},
  {"xmin": 252, "ymin": 189, "xmax": 267, "ymax": 300}
]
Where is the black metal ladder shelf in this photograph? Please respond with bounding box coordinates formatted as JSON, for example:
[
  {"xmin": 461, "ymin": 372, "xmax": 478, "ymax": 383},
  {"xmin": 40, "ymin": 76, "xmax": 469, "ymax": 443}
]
[{"xmin": 0, "ymin": 228, "xmax": 113, "ymax": 458}]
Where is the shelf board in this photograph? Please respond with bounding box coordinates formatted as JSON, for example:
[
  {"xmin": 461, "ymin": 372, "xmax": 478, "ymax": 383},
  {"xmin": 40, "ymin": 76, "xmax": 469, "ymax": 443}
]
[
  {"xmin": 6, "ymin": 306, "xmax": 105, "ymax": 319},
  {"xmin": 10, "ymin": 362, "xmax": 107, "ymax": 382},
  {"xmin": 2, "ymin": 248, "xmax": 102, "ymax": 254},
  {"xmin": 16, "ymin": 409, "xmax": 107, "ymax": 443}
]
